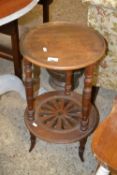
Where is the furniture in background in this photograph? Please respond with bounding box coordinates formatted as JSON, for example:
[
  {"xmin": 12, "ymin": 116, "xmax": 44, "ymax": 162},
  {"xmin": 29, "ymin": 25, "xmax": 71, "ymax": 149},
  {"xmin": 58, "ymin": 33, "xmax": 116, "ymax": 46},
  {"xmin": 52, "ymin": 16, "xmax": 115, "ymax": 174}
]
[
  {"xmin": 20, "ymin": 21, "xmax": 106, "ymax": 161},
  {"xmin": 0, "ymin": 0, "xmax": 39, "ymax": 97},
  {"xmin": 92, "ymin": 96, "xmax": 117, "ymax": 175},
  {"xmin": 0, "ymin": 0, "xmax": 50, "ymax": 79},
  {"xmin": 38, "ymin": 0, "xmax": 53, "ymax": 22},
  {"xmin": 82, "ymin": 0, "xmax": 117, "ymax": 91}
]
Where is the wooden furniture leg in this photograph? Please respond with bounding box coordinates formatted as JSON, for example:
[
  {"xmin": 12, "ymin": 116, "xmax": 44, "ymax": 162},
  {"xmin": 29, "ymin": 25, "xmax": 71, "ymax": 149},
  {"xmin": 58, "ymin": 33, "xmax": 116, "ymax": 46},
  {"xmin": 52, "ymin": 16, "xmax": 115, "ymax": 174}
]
[
  {"xmin": 65, "ymin": 70, "xmax": 72, "ymax": 95},
  {"xmin": 38, "ymin": 0, "xmax": 51, "ymax": 23},
  {"xmin": 79, "ymin": 65, "xmax": 94, "ymax": 160},
  {"xmin": 29, "ymin": 132, "xmax": 36, "ymax": 152},
  {"xmin": 11, "ymin": 20, "xmax": 22, "ymax": 79},
  {"xmin": 24, "ymin": 59, "xmax": 36, "ymax": 151},
  {"xmin": 91, "ymin": 86, "xmax": 100, "ymax": 104},
  {"xmin": 0, "ymin": 20, "xmax": 22, "ymax": 79},
  {"xmin": 79, "ymin": 137, "xmax": 87, "ymax": 162}
]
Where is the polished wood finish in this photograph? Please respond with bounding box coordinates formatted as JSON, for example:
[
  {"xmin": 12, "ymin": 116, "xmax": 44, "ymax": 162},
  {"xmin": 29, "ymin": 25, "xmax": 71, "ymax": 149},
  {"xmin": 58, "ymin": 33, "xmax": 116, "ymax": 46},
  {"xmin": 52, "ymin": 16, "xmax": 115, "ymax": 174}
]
[
  {"xmin": 21, "ymin": 22, "xmax": 106, "ymax": 160},
  {"xmin": 25, "ymin": 90, "xmax": 99, "ymax": 144},
  {"xmin": 29, "ymin": 132, "xmax": 36, "ymax": 152},
  {"xmin": 38, "ymin": 0, "xmax": 53, "ymax": 22},
  {"xmin": 81, "ymin": 65, "xmax": 95, "ymax": 131},
  {"xmin": 0, "ymin": 0, "xmax": 33, "ymax": 79},
  {"xmin": 20, "ymin": 22, "xmax": 106, "ymax": 70},
  {"xmin": 0, "ymin": 0, "xmax": 32, "ymax": 18},
  {"xmin": 0, "ymin": 20, "xmax": 22, "ymax": 78},
  {"xmin": 92, "ymin": 96, "xmax": 117, "ymax": 172},
  {"xmin": 24, "ymin": 59, "xmax": 34, "ymax": 121},
  {"xmin": 0, "ymin": 0, "xmax": 50, "ymax": 79},
  {"xmin": 91, "ymin": 86, "xmax": 100, "ymax": 104}
]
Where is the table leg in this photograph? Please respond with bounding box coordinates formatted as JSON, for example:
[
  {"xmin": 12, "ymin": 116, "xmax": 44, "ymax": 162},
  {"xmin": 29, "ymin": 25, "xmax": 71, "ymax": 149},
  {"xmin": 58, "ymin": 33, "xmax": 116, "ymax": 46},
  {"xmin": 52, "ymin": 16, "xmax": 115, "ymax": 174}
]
[
  {"xmin": 65, "ymin": 70, "xmax": 72, "ymax": 95},
  {"xmin": 24, "ymin": 59, "xmax": 36, "ymax": 151},
  {"xmin": 79, "ymin": 65, "xmax": 94, "ymax": 161},
  {"xmin": 79, "ymin": 137, "xmax": 87, "ymax": 162},
  {"xmin": 81, "ymin": 64, "xmax": 94, "ymax": 131},
  {"xmin": 29, "ymin": 132, "xmax": 36, "ymax": 152},
  {"xmin": 24, "ymin": 59, "xmax": 34, "ymax": 121}
]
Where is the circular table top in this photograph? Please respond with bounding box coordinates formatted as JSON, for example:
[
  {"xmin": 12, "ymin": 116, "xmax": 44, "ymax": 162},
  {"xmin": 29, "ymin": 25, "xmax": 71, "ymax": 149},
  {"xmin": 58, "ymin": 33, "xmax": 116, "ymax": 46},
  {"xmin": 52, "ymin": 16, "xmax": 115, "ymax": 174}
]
[
  {"xmin": 0, "ymin": 0, "xmax": 39, "ymax": 26},
  {"xmin": 20, "ymin": 22, "xmax": 106, "ymax": 70}
]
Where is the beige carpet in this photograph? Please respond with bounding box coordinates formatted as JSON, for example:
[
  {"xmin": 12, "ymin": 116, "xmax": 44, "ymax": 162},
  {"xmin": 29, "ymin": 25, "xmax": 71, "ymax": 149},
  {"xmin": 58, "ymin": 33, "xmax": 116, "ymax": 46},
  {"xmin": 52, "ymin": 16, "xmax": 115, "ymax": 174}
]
[{"xmin": 0, "ymin": 1, "xmax": 116, "ymax": 175}]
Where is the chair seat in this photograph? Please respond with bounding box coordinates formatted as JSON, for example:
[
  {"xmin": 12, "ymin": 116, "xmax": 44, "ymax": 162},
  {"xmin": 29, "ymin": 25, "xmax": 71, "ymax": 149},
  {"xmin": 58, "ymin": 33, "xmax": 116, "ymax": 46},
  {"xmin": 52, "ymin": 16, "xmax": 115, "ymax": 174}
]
[{"xmin": 92, "ymin": 97, "xmax": 117, "ymax": 171}]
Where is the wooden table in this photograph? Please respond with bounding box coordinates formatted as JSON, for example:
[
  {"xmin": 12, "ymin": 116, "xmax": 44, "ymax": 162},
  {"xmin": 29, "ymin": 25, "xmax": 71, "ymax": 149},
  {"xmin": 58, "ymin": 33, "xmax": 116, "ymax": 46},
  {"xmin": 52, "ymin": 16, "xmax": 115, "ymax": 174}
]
[
  {"xmin": 20, "ymin": 22, "xmax": 106, "ymax": 161},
  {"xmin": 0, "ymin": 0, "xmax": 39, "ymax": 97}
]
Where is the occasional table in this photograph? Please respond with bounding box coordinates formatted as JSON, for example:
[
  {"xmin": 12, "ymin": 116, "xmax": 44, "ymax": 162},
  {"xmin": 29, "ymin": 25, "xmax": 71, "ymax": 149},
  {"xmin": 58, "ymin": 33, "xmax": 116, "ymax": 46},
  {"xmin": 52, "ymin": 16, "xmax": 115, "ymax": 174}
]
[{"xmin": 20, "ymin": 22, "xmax": 106, "ymax": 161}]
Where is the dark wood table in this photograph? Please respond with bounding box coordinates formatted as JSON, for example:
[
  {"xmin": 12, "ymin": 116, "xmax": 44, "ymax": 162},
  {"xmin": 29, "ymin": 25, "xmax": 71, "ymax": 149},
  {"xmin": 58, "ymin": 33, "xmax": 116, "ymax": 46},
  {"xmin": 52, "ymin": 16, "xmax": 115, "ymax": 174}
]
[
  {"xmin": 0, "ymin": 0, "xmax": 39, "ymax": 97},
  {"xmin": 20, "ymin": 21, "xmax": 106, "ymax": 161}
]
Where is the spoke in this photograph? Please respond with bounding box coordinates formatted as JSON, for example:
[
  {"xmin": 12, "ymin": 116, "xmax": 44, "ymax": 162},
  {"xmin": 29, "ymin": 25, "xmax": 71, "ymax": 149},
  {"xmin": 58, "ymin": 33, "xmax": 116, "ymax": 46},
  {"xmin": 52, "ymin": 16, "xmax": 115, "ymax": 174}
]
[
  {"xmin": 46, "ymin": 117, "xmax": 58, "ymax": 128},
  {"xmin": 40, "ymin": 115, "xmax": 56, "ymax": 123},
  {"xmin": 39, "ymin": 111, "xmax": 55, "ymax": 116},
  {"xmin": 67, "ymin": 112, "xmax": 81, "ymax": 117},
  {"xmin": 57, "ymin": 98, "xmax": 65, "ymax": 110},
  {"xmin": 64, "ymin": 101, "xmax": 74, "ymax": 110},
  {"xmin": 68, "ymin": 106, "xmax": 80, "ymax": 113},
  {"xmin": 55, "ymin": 117, "xmax": 63, "ymax": 130},
  {"xmin": 62, "ymin": 117, "xmax": 73, "ymax": 129},
  {"xmin": 49, "ymin": 99, "xmax": 59, "ymax": 110},
  {"xmin": 42, "ymin": 103, "xmax": 56, "ymax": 111},
  {"xmin": 64, "ymin": 115, "xmax": 78, "ymax": 125}
]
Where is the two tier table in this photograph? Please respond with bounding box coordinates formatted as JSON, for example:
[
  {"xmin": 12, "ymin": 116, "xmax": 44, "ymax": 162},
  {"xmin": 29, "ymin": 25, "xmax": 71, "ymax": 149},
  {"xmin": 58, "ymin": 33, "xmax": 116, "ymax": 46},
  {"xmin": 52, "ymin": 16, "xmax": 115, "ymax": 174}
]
[{"xmin": 20, "ymin": 22, "xmax": 106, "ymax": 161}]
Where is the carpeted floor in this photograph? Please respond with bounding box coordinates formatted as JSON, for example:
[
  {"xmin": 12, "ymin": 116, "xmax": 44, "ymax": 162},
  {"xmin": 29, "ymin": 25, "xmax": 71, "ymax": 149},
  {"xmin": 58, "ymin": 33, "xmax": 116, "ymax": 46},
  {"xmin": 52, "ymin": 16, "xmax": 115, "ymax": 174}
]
[{"xmin": 0, "ymin": 1, "xmax": 116, "ymax": 175}]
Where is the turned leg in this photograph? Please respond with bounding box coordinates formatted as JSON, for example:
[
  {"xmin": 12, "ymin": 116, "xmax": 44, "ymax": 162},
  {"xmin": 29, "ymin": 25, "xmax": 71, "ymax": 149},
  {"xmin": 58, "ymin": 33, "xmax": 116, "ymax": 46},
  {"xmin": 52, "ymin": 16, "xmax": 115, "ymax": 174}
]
[
  {"xmin": 24, "ymin": 59, "xmax": 34, "ymax": 121},
  {"xmin": 79, "ymin": 137, "xmax": 87, "ymax": 162},
  {"xmin": 81, "ymin": 64, "xmax": 95, "ymax": 131},
  {"xmin": 79, "ymin": 65, "xmax": 95, "ymax": 160},
  {"xmin": 24, "ymin": 59, "xmax": 36, "ymax": 151},
  {"xmin": 29, "ymin": 132, "xmax": 36, "ymax": 152},
  {"xmin": 65, "ymin": 70, "xmax": 72, "ymax": 95}
]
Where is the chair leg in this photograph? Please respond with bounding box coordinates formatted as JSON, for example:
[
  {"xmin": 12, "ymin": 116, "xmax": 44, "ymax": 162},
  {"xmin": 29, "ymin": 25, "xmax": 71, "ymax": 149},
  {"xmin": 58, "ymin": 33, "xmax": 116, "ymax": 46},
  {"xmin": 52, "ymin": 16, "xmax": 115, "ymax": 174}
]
[
  {"xmin": 43, "ymin": 0, "xmax": 49, "ymax": 22},
  {"xmin": 11, "ymin": 20, "xmax": 22, "ymax": 79},
  {"xmin": 38, "ymin": 0, "xmax": 50, "ymax": 22}
]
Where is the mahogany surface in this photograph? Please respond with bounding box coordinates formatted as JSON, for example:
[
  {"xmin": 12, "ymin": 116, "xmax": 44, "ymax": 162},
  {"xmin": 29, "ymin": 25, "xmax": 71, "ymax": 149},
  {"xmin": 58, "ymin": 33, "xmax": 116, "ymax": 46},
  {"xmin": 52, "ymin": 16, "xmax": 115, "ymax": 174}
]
[
  {"xmin": 25, "ymin": 91, "xmax": 99, "ymax": 143},
  {"xmin": 0, "ymin": 20, "xmax": 22, "ymax": 78},
  {"xmin": 0, "ymin": 0, "xmax": 49, "ymax": 79},
  {"xmin": 0, "ymin": 0, "xmax": 39, "ymax": 79},
  {"xmin": 21, "ymin": 22, "xmax": 106, "ymax": 160},
  {"xmin": 0, "ymin": 0, "xmax": 32, "ymax": 18},
  {"xmin": 92, "ymin": 97, "xmax": 117, "ymax": 172},
  {"xmin": 20, "ymin": 22, "xmax": 106, "ymax": 70}
]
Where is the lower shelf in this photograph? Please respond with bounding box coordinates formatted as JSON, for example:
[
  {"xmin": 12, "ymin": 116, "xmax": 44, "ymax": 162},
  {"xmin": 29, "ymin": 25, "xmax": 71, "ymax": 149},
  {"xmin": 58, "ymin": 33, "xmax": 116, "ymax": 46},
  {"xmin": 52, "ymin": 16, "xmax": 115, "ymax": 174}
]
[{"xmin": 24, "ymin": 91, "xmax": 99, "ymax": 144}]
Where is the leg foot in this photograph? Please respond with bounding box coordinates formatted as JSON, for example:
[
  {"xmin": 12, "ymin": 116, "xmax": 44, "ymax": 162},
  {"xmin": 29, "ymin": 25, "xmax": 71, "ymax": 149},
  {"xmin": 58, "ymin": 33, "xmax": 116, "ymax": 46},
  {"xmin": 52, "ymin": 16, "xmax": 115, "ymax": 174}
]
[
  {"xmin": 79, "ymin": 137, "xmax": 87, "ymax": 162},
  {"xmin": 29, "ymin": 132, "xmax": 36, "ymax": 152}
]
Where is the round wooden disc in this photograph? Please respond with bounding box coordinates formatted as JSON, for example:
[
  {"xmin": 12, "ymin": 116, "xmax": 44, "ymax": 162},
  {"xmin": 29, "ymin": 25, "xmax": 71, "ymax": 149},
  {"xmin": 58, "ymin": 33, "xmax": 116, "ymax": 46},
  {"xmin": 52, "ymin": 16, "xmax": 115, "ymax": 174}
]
[
  {"xmin": 20, "ymin": 22, "xmax": 106, "ymax": 70},
  {"xmin": 24, "ymin": 91, "xmax": 99, "ymax": 143}
]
